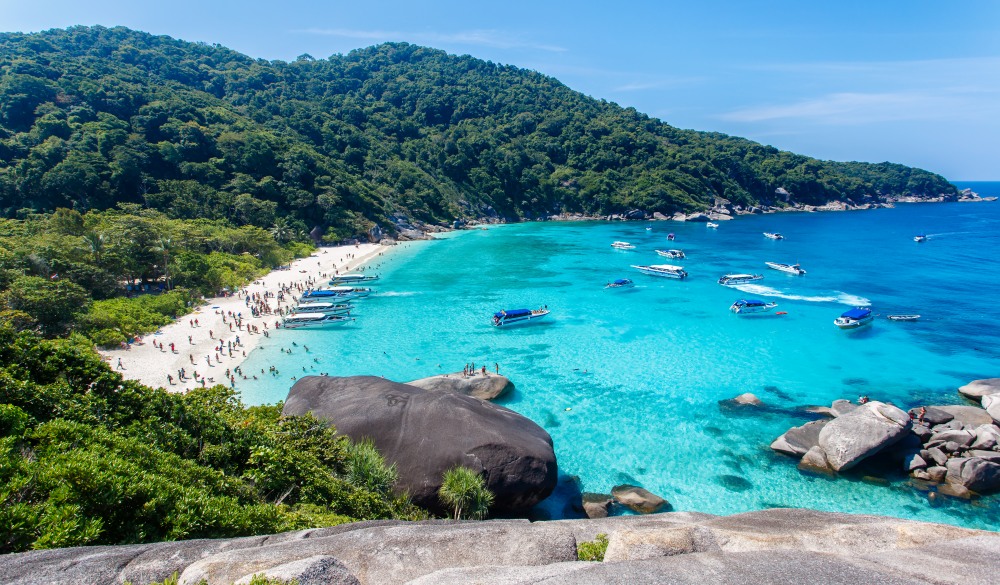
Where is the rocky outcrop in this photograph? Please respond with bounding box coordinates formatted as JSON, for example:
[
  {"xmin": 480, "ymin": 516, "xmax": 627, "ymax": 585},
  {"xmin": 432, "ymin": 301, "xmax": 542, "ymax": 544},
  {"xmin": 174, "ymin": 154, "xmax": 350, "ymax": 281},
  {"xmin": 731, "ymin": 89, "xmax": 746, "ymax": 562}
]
[
  {"xmin": 282, "ymin": 376, "xmax": 557, "ymax": 514},
  {"xmin": 732, "ymin": 392, "xmax": 762, "ymax": 406},
  {"xmin": 770, "ymin": 419, "xmax": 828, "ymax": 457},
  {"xmin": 611, "ymin": 484, "xmax": 669, "ymax": 514},
  {"xmin": 958, "ymin": 378, "xmax": 1000, "ymax": 401},
  {"xmin": 981, "ymin": 393, "xmax": 1000, "ymax": 423},
  {"xmin": 406, "ymin": 371, "xmax": 512, "ymax": 400},
  {"xmin": 5, "ymin": 509, "xmax": 1000, "ymax": 585},
  {"xmin": 818, "ymin": 401, "xmax": 911, "ymax": 471},
  {"xmin": 936, "ymin": 405, "xmax": 995, "ymax": 427}
]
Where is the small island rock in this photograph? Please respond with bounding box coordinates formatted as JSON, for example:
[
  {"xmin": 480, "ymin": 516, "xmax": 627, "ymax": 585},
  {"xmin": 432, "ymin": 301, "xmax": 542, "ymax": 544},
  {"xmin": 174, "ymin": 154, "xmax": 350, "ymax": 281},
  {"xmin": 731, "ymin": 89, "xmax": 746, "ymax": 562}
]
[
  {"xmin": 407, "ymin": 371, "xmax": 513, "ymax": 401},
  {"xmin": 958, "ymin": 378, "xmax": 1000, "ymax": 401},
  {"xmin": 611, "ymin": 484, "xmax": 669, "ymax": 514},
  {"xmin": 733, "ymin": 392, "xmax": 762, "ymax": 406}
]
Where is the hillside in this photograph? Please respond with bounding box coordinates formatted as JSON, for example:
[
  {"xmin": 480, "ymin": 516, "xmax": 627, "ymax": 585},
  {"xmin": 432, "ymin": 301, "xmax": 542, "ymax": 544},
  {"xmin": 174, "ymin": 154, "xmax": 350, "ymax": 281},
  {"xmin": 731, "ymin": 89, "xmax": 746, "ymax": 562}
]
[{"xmin": 0, "ymin": 26, "xmax": 956, "ymax": 240}]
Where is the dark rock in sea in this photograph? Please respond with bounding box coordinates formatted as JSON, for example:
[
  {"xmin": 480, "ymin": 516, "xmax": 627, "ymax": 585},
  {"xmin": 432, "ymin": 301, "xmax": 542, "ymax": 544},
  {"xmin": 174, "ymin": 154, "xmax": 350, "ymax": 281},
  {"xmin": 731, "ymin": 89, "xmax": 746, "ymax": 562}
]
[
  {"xmin": 958, "ymin": 377, "xmax": 1000, "ymax": 401},
  {"xmin": 818, "ymin": 401, "xmax": 912, "ymax": 472},
  {"xmin": 733, "ymin": 392, "xmax": 762, "ymax": 406},
  {"xmin": 937, "ymin": 483, "xmax": 973, "ymax": 500},
  {"xmin": 716, "ymin": 474, "xmax": 754, "ymax": 492},
  {"xmin": 770, "ymin": 419, "xmax": 829, "ymax": 457},
  {"xmin": 282, "ymin": 376, "xmax": 557, "ymax": 514},
  {"xmin": 406, "ymin": 371, "xmax": 513, "ymax": 401},
  {"xmin": 611, "ymin": 484, "xmax": 670, "ymax": 514},
  {"xmin": 908, "ymin": 406, "xmax": 954, "ymax": 426},
  {"xmin": 581, "ymin": 493, "xmax": 613, "ymax": 519}
]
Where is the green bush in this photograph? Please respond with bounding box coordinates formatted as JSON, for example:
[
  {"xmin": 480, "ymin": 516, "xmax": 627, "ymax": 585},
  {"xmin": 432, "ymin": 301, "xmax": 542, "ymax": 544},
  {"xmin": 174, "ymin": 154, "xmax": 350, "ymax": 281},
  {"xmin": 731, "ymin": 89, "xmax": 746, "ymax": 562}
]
[
  {"xmin": 88, "ymin": 328, "xmax": 126, "ymax": 348},
  {"xmin": 577, "ymin": 533, "xmax": 609, "ymax": 561}
]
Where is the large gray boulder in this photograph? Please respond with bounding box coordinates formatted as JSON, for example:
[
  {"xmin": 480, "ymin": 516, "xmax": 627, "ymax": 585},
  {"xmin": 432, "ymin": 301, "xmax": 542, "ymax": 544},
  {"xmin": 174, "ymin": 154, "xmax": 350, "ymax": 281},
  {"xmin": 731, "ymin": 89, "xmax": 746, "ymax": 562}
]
[
  {"xmin": 282, "ymin": 376, "xmax": 557, "ymax": 514},
  {"xmin": 818, "ymin": 401, "xmax": 911, "ymax": 471},
  {"xmin": 945, "ymin": 457, "xmax": 1000, "ymax": 492},
  {"xmin": 936, "ymin": 405, "xmax": 995, "ymax": 427},
  {"xmin": 611, "ymin": 484, "xmax": 669, "ymax": 514},
  {"xmin": 770, "ymin": 419, "xmax": 829, "ymax": 457},
  {"xmin": 406, "ymin": 371, "xmax": 513, "ymax": 400},
  {"xmin": 958, "ymin": 378, "xmax": 1000, "ymax": 401},
  {"xmin": 981, "ymin": 393, "xmax": 1000, "ymax": 424}
]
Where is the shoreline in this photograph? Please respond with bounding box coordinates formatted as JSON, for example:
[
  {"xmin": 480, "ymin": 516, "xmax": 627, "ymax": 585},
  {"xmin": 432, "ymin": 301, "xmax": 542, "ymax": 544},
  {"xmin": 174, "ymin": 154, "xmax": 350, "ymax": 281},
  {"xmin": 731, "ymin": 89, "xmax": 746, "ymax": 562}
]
[{"xmin": 101, "ymin": 243, "xmax": 389, "ymax": 393}]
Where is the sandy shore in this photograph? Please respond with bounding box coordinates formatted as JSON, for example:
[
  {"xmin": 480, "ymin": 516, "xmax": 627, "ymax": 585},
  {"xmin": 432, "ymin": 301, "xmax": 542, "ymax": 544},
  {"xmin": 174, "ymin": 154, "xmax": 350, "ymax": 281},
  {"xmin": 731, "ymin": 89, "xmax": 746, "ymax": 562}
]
[{"xmin": 101, "ymin": 243, "xmax": 386, "ymax": 392}]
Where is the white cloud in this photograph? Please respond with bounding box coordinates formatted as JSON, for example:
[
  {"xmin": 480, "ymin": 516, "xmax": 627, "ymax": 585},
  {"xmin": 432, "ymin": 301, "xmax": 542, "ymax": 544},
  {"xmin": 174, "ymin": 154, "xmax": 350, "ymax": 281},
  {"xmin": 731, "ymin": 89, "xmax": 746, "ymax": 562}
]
[{"xmin": 298, "ymin": 27, "xmax": 567, "ymax": 52}]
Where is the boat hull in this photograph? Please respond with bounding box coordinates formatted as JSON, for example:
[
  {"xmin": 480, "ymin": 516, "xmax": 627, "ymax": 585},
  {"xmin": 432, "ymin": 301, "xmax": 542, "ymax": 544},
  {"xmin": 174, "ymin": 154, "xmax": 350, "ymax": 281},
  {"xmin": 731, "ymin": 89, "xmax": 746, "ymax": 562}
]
[
  {"xmin": 834, "ymin": 315, "xmax": 874, "ymax": 329},
  {"xmin": 493, "ymin": 311, "xmax": 550, "ymax": 328},
  {"xmin": 718, "ymin": 274, "xmax": 763, "ymax": 286},
  {"xmin": 632, "ymin": 265, "xmax": 687, "ymax": 279},
  {"xmin": 765, "ymin": 262, "xmax": 806, "ymax": 275},
  {"xmin": 281, "ymin": 317, "xmax": 353, "ymax": 329}
]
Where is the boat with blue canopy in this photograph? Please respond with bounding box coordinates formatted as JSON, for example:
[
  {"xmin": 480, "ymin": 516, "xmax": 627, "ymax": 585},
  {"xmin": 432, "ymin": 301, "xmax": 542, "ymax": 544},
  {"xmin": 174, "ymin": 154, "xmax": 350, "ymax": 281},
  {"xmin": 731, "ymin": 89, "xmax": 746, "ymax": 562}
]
[
  {"xmin": 718, "ymin": 273, "xmax": 763, "ymax": 286},
  {"xmin": 492, "ymin": 308, "xmax": 550, "ymax": 327},
  {"xmin": 730, "ymin": 299, "xmax": 778, "ymax": 315},
  {"xmin": 605, "ymin": 278, "xmax": 635, "ymax": 289},
  {"xmin": 834, "ymin": 307, "xmax": 874, "ymax": 329},
  {"xmin": 300, "ymin": 286, "xmax": 372, "ymax": 301}
]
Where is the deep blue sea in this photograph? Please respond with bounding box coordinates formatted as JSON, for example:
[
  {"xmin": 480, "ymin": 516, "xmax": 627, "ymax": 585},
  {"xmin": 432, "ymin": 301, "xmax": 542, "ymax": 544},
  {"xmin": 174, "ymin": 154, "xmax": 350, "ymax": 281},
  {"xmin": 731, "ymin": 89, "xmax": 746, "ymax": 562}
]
[{"xmin": 240, "ymin": 181, "xmax": 1000, "ymax": 529}]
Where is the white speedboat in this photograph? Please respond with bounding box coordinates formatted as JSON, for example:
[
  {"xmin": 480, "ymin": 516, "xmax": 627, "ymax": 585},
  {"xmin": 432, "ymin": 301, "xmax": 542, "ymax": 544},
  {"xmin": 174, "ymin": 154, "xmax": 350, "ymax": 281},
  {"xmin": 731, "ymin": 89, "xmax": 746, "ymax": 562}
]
[
  {"xmin": 765, "ymin": 262, "xmax": 806, "ymax": 275},
  {"xmin": 914, "ymin": 234, "xmax": 927, "ymax": 243},
  {"xmin": 492, "ymin": 308, "xmax": 550, "ymax": 327},
  {"xmin": 764, "ymin": 232, "xmax": 784, "ymax": 240},
  {"xmin": 655, "ymin": 249, "xmax": 686, "ymax": 259},
  {"xmin": 706, "ymin": 222, "xmax": 719, "ymax": 229},
  {"xmin": 887, "ymin": 314, "xmax": 921, "ymax": 321},
  {"xmin": 281, "ymin": 313, "xmax": 353, "ymax": 329},
  {"xmin": 329, "ymin": 273, "xmax": 378, "ymax": 284},
  {"xmin": 730, "ymin": 299, "xmax": 778, "ymax": 315},
  {"xmin": 834, "ymin": 307, "xmax": 874, "ymax": 330},
  {"xmin": 632, "ymin": 264, "xmax": 688, "ymax": 279},
  {"xmin": 605, "ymin": 278, "xmax": 635, "ymax": 289},
  {"xmin": 293, "ymin": 301, "xmax": 352, "ymax": 315},
  {"xmin": 611, "ymin": 241, "xmax": 636, "ymax": 250},
  {"xmin": 300, "ymin": 286, "xmax": 372, "ymax": 301},
  {"xmin": 718, "ymin": 273, "xmax": 763, "ymax": 286}
]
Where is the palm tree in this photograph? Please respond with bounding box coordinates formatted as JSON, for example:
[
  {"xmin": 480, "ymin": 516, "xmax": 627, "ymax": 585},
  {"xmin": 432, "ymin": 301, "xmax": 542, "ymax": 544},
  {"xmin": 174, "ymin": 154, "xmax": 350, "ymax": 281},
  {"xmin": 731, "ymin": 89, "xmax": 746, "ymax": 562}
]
[
  {"xmin": 152, "ymin": 236, "xmax": 172, "ymax": 290},
  {"xmin": 269, "ymin": 218, "xmax": 292, "ymax": 244},
  {"xmin": 83, "ymin": 231, "xmax": 105, "ymax": 265},
  {"xmin": 438, "ymin": 466, "xmax": 494, "ymax": 520}
]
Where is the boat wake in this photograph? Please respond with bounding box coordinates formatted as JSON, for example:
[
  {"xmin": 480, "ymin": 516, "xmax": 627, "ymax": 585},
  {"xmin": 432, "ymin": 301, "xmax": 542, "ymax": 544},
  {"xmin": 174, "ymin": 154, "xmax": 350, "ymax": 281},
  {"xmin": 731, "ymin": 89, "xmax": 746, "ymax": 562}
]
[
  {"xmin": 732, "ymin": 284, "xmax": 870, "ymax": 306},
  {"xmin": 378, "ymin": 291, "xmax": 419, "ymax": 297}
]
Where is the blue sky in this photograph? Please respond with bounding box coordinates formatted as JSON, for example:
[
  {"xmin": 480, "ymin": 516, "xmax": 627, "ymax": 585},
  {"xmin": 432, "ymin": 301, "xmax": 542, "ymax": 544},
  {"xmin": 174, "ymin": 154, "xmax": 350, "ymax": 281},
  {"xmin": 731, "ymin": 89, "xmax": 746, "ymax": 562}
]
[{"xmin": 2, "ymin": 1, "xmax": 998, "ymax": 180}]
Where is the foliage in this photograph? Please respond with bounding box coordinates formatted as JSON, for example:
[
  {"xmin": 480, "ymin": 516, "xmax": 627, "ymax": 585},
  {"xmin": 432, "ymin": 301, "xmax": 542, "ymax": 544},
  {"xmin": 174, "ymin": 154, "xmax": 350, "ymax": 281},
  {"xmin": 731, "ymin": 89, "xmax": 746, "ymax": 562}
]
[
  {"xmin": 438, "ymin": 466, "xmax": 494, "ymax": 520},
  {"xmin": 0, "ymin": 324, "xmax": 423, "ymax": 553},
  {"xmin": 0, "ymin": 26, "xmax": 956, "ymax": 238},
  {"xmin": 577, "ymin": 532, "xmax": 609, "ymax": 562}
]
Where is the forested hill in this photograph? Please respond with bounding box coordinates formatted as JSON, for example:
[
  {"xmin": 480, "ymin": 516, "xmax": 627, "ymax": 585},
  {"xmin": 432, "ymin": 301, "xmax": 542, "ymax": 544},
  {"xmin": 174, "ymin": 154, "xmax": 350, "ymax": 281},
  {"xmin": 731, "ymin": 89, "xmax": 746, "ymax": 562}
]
[{"xmin": 0, "ymin": 26, "xmax": 956, "ymax": 240}]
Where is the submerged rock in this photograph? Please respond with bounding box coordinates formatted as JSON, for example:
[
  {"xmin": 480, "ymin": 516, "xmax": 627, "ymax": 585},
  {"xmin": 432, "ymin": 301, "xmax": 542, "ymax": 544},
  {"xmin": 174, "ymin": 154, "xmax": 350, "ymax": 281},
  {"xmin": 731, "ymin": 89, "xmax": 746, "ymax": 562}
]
[
  {"xmin": 282, "ymin": 376, "xmax": 557, "ymax": 514},
  {"xmin": 818, "ymin": 401, "xmax": 911, "ymax": 472},
  {"xmin": 733, "ymin": 392, "xmax": 762, "ymax": 406}
]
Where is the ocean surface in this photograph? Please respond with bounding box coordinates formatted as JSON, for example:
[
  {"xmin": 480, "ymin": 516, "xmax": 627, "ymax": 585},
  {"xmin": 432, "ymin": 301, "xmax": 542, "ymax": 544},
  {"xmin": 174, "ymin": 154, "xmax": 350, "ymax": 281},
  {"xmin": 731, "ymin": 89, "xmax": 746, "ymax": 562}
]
[{"xmin": 239, "ymin": 181, "xmax": 1000, "ymax": 529}]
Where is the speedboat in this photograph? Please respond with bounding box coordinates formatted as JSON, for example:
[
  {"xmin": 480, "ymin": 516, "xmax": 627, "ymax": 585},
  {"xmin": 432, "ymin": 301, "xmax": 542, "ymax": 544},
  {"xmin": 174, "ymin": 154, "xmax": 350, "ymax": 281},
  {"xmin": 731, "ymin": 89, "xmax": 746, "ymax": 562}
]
[
  {"xmin": 605, "ymin": 278, "xmax": 635, "ymax": 289},
  {"xmin": 645, "ymin": 226, "xmax": 653, "ymax": 231},
  {"xmin": 834, "ymin": 307, "xmax": 874, "ymax": 329},
  {"xmin": 300, "ymin": 286, "xmax": 372, "ymax": 301},
  {"xmin": 329, "ymin": 273, "xmax": 378, "ymax": 284},
  {"xmin": 656, "ymin": 249, "xmax": 686, "ymax": 259},
  {"xmin": 764, "ymin": 232, "xmax": 784, "ymax": 240},
  {"xmin": 632, "ymin": 264, "xmax": 688, "ymax": 279},
  {"xmin": 293, "ymin": 301, "xmax": 352, "ymax": 315},
  {"xmin": 667, "ymin": 233, "xmax": 676, "ymax": 241},
  {"xmin": 611, "ymin": 241, "xmax": 636, "ymax": 250},
  {"xmin": 718, "ymin": 273, "xmax": 763, "ymax": 286},
  {"xmin": 730, "ymin": 299, "xmax": 778, "ymax": 315},
  {"xmin": 706, "ymin": 222, "xmax": 719, "ymax": 229},
  {"xmin": 281, "ymin": 313, "xmax": 353, "ymax": 329},
  {"xmin": 887, "ymin": 314, "xmax": 921, "ymax": 321},
  {"xmin": 492, "ymin": 308, "xmax": 550, "ymax": 327},
  {"xmin": 765, "ymin": 262, "xmax": 806, "ymax": 275},
  {"xmin": 914, "ymin": 234, "xmax": 927, "ymax": 243}
]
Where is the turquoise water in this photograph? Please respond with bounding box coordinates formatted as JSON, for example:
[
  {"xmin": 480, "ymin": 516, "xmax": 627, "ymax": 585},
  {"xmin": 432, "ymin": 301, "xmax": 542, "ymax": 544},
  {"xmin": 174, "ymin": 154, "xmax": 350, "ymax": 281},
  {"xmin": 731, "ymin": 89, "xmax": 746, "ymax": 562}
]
[{"xmin": 239, "ymin": 182, "xmax": 1000, "ymax": 529}]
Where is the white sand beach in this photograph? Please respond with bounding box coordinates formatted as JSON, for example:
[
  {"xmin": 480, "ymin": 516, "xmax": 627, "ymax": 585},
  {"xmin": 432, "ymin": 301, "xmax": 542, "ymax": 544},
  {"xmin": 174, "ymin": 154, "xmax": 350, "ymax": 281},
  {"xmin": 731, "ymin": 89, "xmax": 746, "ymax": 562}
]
[{"xmin": 101, "ymin": 243, "xmax": 386, "ymax": 392}]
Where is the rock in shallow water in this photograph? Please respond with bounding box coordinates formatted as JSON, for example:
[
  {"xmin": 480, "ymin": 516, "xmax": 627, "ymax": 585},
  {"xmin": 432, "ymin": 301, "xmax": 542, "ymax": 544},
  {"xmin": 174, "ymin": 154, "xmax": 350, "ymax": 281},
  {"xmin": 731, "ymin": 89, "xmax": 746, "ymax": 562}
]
[
  {"xmin": 611, "ymin": 484, "xmax": 669, "ymax": 514},
  {"xmin": 958, "ymin": 378, "xmax": 1000, "ymax": 401},
  {"xmin": 818, "ymin": 401, "xmax": 911, "ymax": 472},
  {"xmin": 282, "ymin": 376, "xmax": 557, "ymax": 514},
  {"xmin": 770, "ymin": 419, "xmax": 829, "ymax": 457}
]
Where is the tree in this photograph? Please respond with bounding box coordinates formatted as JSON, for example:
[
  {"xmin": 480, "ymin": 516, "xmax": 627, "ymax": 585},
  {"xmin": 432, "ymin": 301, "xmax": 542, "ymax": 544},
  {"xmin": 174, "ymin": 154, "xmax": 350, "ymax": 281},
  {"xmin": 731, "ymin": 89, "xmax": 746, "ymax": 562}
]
[
  {"xmin": 438, "ymin": 466, "xmax": 493, "ymax": 520},
  {"xmin": 3, "ymin": 275, "xmax": 90, "ymax": 335}
]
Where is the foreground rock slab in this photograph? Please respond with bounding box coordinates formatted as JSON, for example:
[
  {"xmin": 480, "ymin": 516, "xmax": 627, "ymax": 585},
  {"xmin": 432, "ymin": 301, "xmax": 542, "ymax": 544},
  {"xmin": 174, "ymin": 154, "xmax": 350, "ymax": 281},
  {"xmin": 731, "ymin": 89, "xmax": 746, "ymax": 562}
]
[
  {"xmin": 282, "ymin": 376, "xmax": 557, "ymax": 514},
  {"xmin": 3, "ymin": 509, "xmax": 999, "ymax": 585}
]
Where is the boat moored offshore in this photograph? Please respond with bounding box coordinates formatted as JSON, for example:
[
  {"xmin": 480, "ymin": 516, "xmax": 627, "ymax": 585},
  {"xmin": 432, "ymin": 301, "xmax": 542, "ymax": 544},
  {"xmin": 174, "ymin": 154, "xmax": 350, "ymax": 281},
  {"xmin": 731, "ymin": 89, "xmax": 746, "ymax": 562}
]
[
  {"xmin": 611, "ymin": 241, "xmax": 636, "ymax": 250},
  {"xmin": 656, "ymin": 249, "xmax": 686, "ymax": 259},
  {"xmin": 765, "ymin": 262, "xmax": 806, "ymax": 275},
  {"xmin": 764, "ymin": 232, "xmax": 784, "ymax": 240},
  {"xmin": 718, "ymin": 273, "xmax": 763, "ymax": 286},
  {"xmin": 887, "ymin": 314, "xmax": 921, "ymax": 321},
  {"xmin": 632, "ymin": 264, "xmax": 688, "ymax": 279},
  {"xmin": 834, "ymin": 307, "xmax": 874, "ymax": 330},
  {"xmin": 706, "ymin": 222, "xmax": 720, "ymax": 229},
  {"xmin": 492, "ymin": 308, "xmax": 550, "ymax": 327},
  {"xmin": 730, "ymin": 299, "xmax": 779, "ymax": 314},
  {"xmin": 281, "ymin": 312, "xmax": 353, "ymax": 329},
  {"xmin": 605, "ymin": 278, "xmax": 635, "ymax": 289},
  {"xmin": 914, "ymin": 234, "xmax": 927, "ymax": 243}
]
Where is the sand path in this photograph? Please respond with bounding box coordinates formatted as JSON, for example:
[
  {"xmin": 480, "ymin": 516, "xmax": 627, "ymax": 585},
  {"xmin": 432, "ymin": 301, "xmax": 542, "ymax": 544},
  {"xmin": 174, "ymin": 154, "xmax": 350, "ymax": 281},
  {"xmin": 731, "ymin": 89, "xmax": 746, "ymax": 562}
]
[{"xmin": 101, "ymin": 243, "xmax": 386, "ymax": 392}]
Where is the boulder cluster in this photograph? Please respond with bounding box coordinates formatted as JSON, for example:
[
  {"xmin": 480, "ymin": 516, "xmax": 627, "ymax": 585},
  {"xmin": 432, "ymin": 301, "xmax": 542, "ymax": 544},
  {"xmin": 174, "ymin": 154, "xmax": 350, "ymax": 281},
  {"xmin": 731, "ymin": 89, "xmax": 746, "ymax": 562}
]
[
  {"xmin": 5, "ymin": 509, "xmax": 999, "ymax": 585},
  {"xmin": 772, "ymin": 377, "xmax": 1000, "ymax": 498}
]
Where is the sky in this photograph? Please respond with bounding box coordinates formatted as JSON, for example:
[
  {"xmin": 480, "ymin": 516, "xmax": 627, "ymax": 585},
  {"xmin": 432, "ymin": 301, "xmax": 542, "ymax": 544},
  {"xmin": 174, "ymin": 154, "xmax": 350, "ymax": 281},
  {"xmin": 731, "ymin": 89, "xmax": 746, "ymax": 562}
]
[{"xmin": 2, "ymin": 1, "xmax": 998, "ymax": 180}]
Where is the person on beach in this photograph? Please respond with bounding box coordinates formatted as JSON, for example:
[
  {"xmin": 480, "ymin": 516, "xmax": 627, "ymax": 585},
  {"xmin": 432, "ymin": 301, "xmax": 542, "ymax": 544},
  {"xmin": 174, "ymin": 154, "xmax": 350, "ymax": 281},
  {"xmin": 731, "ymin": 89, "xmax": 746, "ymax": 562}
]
[{"xmin": 116, "ymin": 358, "xmax": 124, "ymax": 370}]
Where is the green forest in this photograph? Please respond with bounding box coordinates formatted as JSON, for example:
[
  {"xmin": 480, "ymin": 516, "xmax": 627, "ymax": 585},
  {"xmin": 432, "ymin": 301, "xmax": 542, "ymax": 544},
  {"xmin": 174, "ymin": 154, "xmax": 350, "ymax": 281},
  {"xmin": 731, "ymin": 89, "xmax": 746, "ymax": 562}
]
[{"xmin": 0, "ymin": 25, "xmax": 961, "ymax": 553}]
